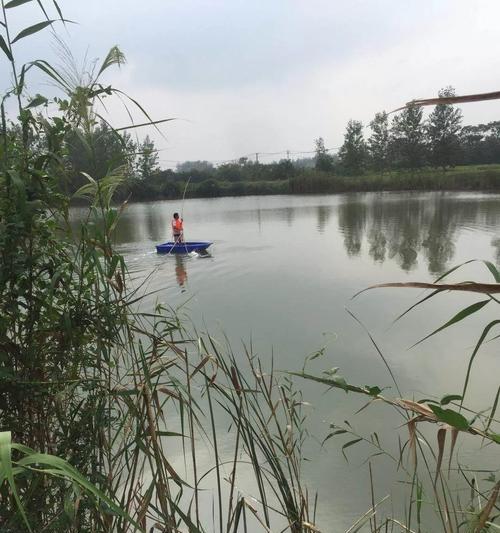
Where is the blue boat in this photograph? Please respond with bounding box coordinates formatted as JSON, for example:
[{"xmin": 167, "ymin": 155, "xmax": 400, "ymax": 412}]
[{"xmin": 156, "ymin": 241, "xmax": 212, "ymax": 254}]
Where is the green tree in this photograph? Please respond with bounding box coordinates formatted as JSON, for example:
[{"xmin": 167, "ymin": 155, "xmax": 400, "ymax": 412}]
[
  {"xmin": 314, "ymin": 137, "xmax": 334, "ymax": 171},
  {"xmin": 136, "ymin": 135, "xmax": 160, "ymax": 179},
  {"xmin": 427, "ymin": 86, "xmax": 463, "ymax": 169},
  {"xmin": 460, "ymin": 121, "xmax": 500, "ymax": 165},
  {"xmin": 273, "ymin": 158, "xmax": 295, "ymax": 179},
  {"xmin": 196, "ymin": 178, "xmax": 221, "ymax": 197},
  {"xmin": 339, "ymin": 120, "xmax": 367, "ymax": 175},
  {"xmin": 176, "ymin": 160, "xmax": 214, "ymax": 173},
  {"xmin": 481, "ymin": 121, "xmax": 500, "ymax": 164},
  {"xmin": 368, "ymin": 111, "xmax": 390, "ymax": 173},
  {"xmin": 459, "ymin": 125, "xmax": 484, "ymax": 164},
  {"xmin": 391, "ymin": 104, "xmax": 426, "ymax": 170},
  {"xmin": 65, "ymin": 122, "xmax": 135, "ymax": 192}
]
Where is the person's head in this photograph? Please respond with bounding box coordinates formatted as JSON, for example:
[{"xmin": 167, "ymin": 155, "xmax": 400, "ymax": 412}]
[{"xmin": 173, "ymin": 212, "xmax": 179, "ymax": 219}]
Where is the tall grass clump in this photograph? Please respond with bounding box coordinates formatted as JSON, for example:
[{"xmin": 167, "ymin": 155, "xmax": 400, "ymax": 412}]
[{"xmin": 0, "ymin": 2, "xmax": 318, "ymax": 532}]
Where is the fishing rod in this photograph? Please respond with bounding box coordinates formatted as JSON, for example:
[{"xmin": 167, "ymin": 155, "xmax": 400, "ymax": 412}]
[
  {"xmin": 180, "ymin": 176, "xmax": 191, "ymax": 221},
  {"xmin": 167, "ymin": 176, "xmax": 191, "ymax": 256}
]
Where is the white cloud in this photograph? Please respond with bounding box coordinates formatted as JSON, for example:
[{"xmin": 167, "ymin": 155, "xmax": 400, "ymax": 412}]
[{"xmin": 2, "ymin": 0, "xmax": 500, "ymax": 164}]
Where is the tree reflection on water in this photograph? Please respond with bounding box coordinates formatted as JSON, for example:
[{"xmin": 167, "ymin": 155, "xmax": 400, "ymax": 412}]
[{"xmin": 337, "ymin": 193, "xmax": 500, "ymax": 275}]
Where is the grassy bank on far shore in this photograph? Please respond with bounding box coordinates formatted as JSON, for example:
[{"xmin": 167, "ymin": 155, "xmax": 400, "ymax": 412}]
[
  {"xmin": 288, "ymin": 164, "xmax": 500, "ymax": 194},
  {"xmin": 120, "ymin": 164, "xmax": 500, "ymax": 203}
]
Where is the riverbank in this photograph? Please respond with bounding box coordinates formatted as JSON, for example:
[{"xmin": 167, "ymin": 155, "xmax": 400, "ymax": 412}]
[
  {"xmin": 119, "ymin": 164, "xmax": 500, "ymax": 203},
  {"xmin": 289, "ymin": 163, "xmax": 500, "ymax": 194}
]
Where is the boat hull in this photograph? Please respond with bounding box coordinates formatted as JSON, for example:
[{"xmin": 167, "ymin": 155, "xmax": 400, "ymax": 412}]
[{"xmin": 156, "ymin": 241, "xmax": 212, "ymax": 254}]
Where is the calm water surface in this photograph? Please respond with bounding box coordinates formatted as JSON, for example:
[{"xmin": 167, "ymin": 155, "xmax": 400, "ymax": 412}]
[{"xmin": 74, "ymin": 191, "xmax": 500, "ymax": 530}]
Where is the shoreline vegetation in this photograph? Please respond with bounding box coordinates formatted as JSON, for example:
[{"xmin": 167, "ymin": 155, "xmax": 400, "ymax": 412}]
[
  {"xmin": 120, "ymin": 164, "xmax": 500, "ymax": 203},
  {"xmin": 61, "ymin": 84, "xmax": 500, "ymax": 203},
  {"xmin": 1, "ymin": 2, "xmax": 499, "ymax": 531}
]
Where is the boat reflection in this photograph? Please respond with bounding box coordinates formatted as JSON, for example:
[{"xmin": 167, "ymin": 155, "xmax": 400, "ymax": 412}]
[{"xmin": 174, "ymin": 255, "xmax": 188, "ymax": 290}]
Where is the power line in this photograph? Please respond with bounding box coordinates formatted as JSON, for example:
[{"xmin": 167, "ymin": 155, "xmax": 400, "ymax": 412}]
[{"xmin": 158, "ymin": 146, "xmax": 340, "ymax": 168}]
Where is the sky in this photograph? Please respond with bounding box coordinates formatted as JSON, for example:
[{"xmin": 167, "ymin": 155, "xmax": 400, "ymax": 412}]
[{"xmin": 2, "ymin": 0, "xmax": 500, "ymax": 168}]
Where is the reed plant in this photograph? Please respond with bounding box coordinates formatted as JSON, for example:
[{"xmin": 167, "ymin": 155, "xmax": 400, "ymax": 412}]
[
  {"xmin": 0, "ymin": 2, "xmax": 318, "ymax": 531},
  {"xmin": 295, "ymin": 261, "xmax": 500, "ymax": 532}
]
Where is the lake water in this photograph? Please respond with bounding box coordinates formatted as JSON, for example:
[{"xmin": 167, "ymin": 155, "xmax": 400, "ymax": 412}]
[{"xmin": 74, "ymin": 191, "xmax": 500, "ymax": 530}]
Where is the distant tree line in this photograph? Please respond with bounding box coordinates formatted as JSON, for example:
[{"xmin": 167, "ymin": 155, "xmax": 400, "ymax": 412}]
[
  {"xmin": 329, "ymin": 87, "xmax": 500, "ymax": 177},
  {"xmin": 44, "ymin": 86, "xmax": 500, "ymax": 201},
  {"xmin": 334, "ymin": 86, "xmax": 464, "ymax": 175}
]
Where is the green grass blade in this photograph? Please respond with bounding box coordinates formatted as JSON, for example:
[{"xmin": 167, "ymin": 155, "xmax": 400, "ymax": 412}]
[
  {"xmin": 0, "ymin": 35, "xmax": 13, "ymax": 61},
  {"xmin": 114, "ymin": 117, "xmax": 176, "ymax": 132},
  {"xmin": 486, "ymin": 386, "xmax": 500, "ymax": 433},
  {"xmin": 52, "ymin": 0, "xmax": 64, "ymax": 20},
  {"xmin": 440, "ymin": 394, "xmax": 462, "ymax": 406},
  {"xmin": 411, "ymin": 299, "xmax": 490, "ymax": 349},
  {"xmin": 342, "ymin": 438, "xmax": 363, "ymax": 461},
  {"xmin": 346, "ymin": 308, "xmax": 403, "ymax": 398},
  {"xmin": 482, "ymin": 261, "xmax": 500, "ymax": 283},
  {"xmin": 393, "ymin": 288, "xmax": 442, "ymax": 324},
  {"xmin": 11, "ymin": 20, "xmax": 54, "ymax": 43},
  {"xmin": 17, "ymin": 452, "xmax": 142, "ymax": 530},
  {"xmin": 30, "ymin": 59, "xmax": 71, "ymax": 92},
  {"xmin": 0, "ymin": 432, "xmax": 32, "ymax": 532},
  {"xmin": 4, "ymin": 0, "xmax": 32, "ymax": 8},
  {"xmin": 428, "ymin": 405, "xmax": 469, "ymax": 431},
  {"xmin": 433, "ymin": 259, "xmax": 475, "ymax": 283},
  {"xmin": 460, "ymin": 319, "xmax": 500, "ymax": 405}
]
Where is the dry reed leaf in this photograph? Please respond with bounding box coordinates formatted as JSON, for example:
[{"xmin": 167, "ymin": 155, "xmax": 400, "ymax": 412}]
[
  {"xmin": 398, "ymin": 399, "xmax": 436, "ymax": 418},
  {"xmin": 115, "ymin": 271, "xmax": 123, "ymax": 294},
  {"xmin": 189, "ymin": 355, "xmax": 211, "ymax": 379},
  {"xmin": 362, "ymin": 281, "xmax": 500, "ymax": 295},
  {"xmin": 266, "ymin": 399, "xmax": 282, "ymax": 425},
  {"xmin": 474, "ymin": 481, "xmax": 500, "ymax": 533},
  {"xmin": 242, "ymin": 498, "xmax": 273, "ymax": 533},
  {"xmin": 160, "ymin": 341, "xmax": 185, "ymax": 357},
  {"xmin": 408, "ymin": 419, "xmax": 417, "ymax": 467},
  {"xmin": 302, "ymin": 520, "xmax": 322, "ymax": 532},
  {"xmin": 345, "ymin": 495, "xmax": 390, "ymax": 533},
  {"xmin": 136, "ymin": 490, "xmax": 151, "ymax": 530},
  {"xmin": 387, "ymin": 518, "xmax": 419, "ymax": 532},
  {"xmin": 392, "ymin": 90, "xmax": 500, "ymax": 113},
  {"xmin": 434, "ymin": 428, "xmax": 446, "ymax": 487},
  {"xmin": 448, "ymin": 428, "xmax": 459, "ymax": 478},
  {"xmin": 158, "ymin": 388, "xmax": 180, "ymax": 401},
  {"xmin": 230, "ymin": 366, "xmax": 241, "ymax": 395},
  {"xmin": 106, "ymin": 276, "xmax": 121, "ymax": 292}
]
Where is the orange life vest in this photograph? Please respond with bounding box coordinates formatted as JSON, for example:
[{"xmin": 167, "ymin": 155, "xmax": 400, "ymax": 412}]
[{"xmin": 172, "ymin": 218, "xmax": 183, "ymax": 233}]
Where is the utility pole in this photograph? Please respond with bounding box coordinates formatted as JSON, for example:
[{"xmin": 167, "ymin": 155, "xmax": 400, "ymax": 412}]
[
  {"xmin": 286, "ymin": 150, "xmax": 290, "ymax": 160},
  {"xmin": 255, "ymin": 152, "xmax": 259, "ymax": 164}
]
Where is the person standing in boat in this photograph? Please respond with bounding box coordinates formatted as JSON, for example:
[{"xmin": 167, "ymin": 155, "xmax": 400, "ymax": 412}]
[{"xmin": 171, "ymin": 212, "xmax": 184, "ymax": 243}]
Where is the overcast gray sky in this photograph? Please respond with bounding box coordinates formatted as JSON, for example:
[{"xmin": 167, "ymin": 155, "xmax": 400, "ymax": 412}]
[{"xmin": 3, "ymin": 0, "xmax": 500, "ymax": 167}]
